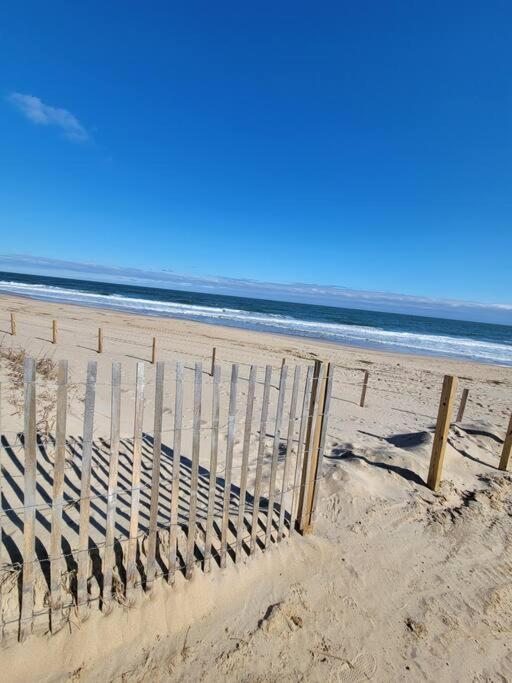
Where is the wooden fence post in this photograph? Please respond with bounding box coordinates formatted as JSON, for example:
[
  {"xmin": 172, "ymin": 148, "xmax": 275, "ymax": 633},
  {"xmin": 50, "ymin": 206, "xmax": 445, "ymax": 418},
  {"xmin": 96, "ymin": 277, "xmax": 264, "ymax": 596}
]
[
  {"xmin": 296, "ymin": 360, "xmax": 322, "ymax": 533},
  {"xmin": 360, "ymin": 370, "xmax": 369, "ymax": 407},
  {"xmin": 299, "ymin": 362, "xmax": 332, "ymax": 534},
  {"xmin": 19, "ymin": 358, "xmax": 36, "ymax": 641},
  {"xmin": 98, "ymin": 327, "xmax": 103, "ymax": 354},
  {"xmin": 427, "ymin": 375, "xmax": 458, "ymax": 491},
  {"xmin": 52, "ymin": 319, "xmax": 58, "ymax": 345},
  {"xmin": 10, "ymin": 312, "xmax": 16, "ymax": 336},
  {"xmin": 151, "ymin": 337, "xmax": 157, "ymax": 364},
  {"xmin": 210, "ymin": 347, "xmax": 216, "ymax": 376},
  {"xmin": 498, "ymin": 413, "xmax": 512, "ymax": 472},
  {"xmin": 456, "ymin": 388, "xmax": 469, "ymax": 423}
]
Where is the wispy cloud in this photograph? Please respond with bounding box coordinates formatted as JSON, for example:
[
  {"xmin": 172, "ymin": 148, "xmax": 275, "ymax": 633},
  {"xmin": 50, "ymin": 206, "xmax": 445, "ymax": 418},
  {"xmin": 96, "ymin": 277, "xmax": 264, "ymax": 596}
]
[
  {"xmin": 7, "ymin": 93, "xmax": 89, "ymax": 142},
  {"xmin": 0, "ymin": 254, "xmax": 511, "ymax": 325}
]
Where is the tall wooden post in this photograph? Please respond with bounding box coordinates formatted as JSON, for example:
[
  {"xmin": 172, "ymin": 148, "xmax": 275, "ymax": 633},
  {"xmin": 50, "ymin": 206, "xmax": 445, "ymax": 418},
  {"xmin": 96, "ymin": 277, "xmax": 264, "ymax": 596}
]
[
  {"xmin": 427, "ymin": 375, "xmax": 458, "ymax": 491},
  {"xmin": 456, "ymin": 388, "xmax": 469, "ymax": 422},
  {"xmin": 210, "ymin": 347, "xmax": 216, "ymax": 376},
  {"xmin": 498, "ymin": 413, "xmax": 512, "ymax": 472},
  {"xmin": 296, "ymin": 360, "xmax": 322, "ymax": 534},
  {"xmin": 52, "ymin": 319, "xmax": 58, "ymax": 345},
  {"xmin": 98, "ymin": 327, "xmax": 103, "ymax": 354},
  {"xmin": 10, "ymin": 312, "xmax": 16, "ymax": 336},
  {"xmin": 360, "ymin": 370, "xmax": 369, "ymax": 407},
  {"xmin": 151, "ymin": 336, "xmax": 157, "ymax": 364}
]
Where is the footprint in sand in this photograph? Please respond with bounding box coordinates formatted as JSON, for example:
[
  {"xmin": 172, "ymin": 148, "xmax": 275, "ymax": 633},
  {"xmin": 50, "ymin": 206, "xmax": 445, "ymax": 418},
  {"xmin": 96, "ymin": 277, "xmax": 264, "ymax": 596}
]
[{"xmin": 328, "ymin": 652, "xmax": 377, "ymax": 682}]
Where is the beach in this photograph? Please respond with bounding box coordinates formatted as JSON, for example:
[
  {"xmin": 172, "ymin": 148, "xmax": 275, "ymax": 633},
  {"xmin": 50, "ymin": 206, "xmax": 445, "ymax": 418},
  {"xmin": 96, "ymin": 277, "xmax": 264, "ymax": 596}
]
[{"xmin": 1, "ymin": 291, "xmax": 512, "ymax": 682}]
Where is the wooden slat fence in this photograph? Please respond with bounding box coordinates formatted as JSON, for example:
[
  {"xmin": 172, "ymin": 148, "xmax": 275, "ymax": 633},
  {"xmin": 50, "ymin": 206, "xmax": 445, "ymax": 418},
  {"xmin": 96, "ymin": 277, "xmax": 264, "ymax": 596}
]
[{"xmin": 0, "ymin": 356, "xmax": 333, "ymax": 640}]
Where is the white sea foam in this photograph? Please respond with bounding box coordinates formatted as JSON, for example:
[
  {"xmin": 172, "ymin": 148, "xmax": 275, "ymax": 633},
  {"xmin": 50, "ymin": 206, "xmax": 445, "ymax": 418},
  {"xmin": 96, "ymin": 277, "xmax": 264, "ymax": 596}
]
[{"xmin": 1, "ymin": 280, "xmax": 511, "ymax": 365}]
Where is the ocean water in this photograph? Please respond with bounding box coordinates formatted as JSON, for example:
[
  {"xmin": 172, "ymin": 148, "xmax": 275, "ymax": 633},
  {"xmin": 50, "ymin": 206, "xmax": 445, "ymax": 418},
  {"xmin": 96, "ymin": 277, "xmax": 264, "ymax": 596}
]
[{"xmin": 0, "ymin": 271, "xmax": 511, "ymax": 366}]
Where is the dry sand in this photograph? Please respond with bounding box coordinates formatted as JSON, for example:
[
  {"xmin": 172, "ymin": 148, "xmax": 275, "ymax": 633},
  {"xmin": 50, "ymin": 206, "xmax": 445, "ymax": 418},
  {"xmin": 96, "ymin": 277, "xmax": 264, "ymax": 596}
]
[{"xmin": 0, "ymin": 293, "xmax": 511, "ymax": 682}]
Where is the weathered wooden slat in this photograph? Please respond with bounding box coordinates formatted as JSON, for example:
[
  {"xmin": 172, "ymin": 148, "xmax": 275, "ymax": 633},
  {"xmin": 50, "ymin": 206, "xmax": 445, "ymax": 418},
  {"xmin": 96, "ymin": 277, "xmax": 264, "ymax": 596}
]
[
  {"xmin": 126, "ymin": 363, "xmax": 145, "ymax": 600},
  {"xmin": 185, "ymin": 363, "xmax": 202, "ymax": 579},
  {"xmin": 277, "ymin": 365, "xmax": 301, "ymax": 541},
  {"xmin": 10, "ymin": 312, "xmax": 16, "ymax": 336},
  {"xmin": 204, "ymin": 364, "xmax": 221, "ymax": 571},
  {"xmin": 98, "ymin": 327, "xmax": 103, "ymax": 354},
  {"xmin": 52, "ymin": 319, "xmax": 58, "ymax": 344},
  {"xmin": 19, "ymin": 358, "xmax": 37, "ymax": 640},
  {"xmin": 220, "ymin": 364, "xmax": 238, "ymax": 569},
  {"xmin": 309, "ymin": 363, "xmax": 334, "ymax": 527},
  {"xmin": 265, "ymin": 365, "xmax": 287, "ymax": 547},
  {"xmin": 168, "ymin": 362, "xmax": 183, "ymax": 583},
  {"xmin": 102, "ymin": 362, "xmax": 121, "ymax": 608},
  {"xmin": 146, "ymin": 362, "xmax": 165, "ymax": 589},
  {"xmin": 235, "ymin": 365, "xmax": 256, "ymax": 561},
  {"xmin": 20, "ymin": 358, "xmax": 37, "ymax": 640},
  {"xmin": 427, "ymin": 375, "xmax": 458, "ymax": 491},
  {"xmin": 76, "ymin": 361, "xmax": 97, "ymax": 617},
  {"xmin": 49, "ymin": 360, "xmax": 68, "ymax": 633},
  {"xmin": 290, "ymin": 365, "xmax": 313, "ymax": 530},
  {"xmin": 250, "ymin": 365, "xmax": 272, "ymax": 554}
]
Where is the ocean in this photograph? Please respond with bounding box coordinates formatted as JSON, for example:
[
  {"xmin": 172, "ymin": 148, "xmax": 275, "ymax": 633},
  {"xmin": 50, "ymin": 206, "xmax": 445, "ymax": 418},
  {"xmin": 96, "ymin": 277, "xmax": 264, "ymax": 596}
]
[{"xmin": 0, "ymin": 271, "xmax": 511, "ymax": 366}]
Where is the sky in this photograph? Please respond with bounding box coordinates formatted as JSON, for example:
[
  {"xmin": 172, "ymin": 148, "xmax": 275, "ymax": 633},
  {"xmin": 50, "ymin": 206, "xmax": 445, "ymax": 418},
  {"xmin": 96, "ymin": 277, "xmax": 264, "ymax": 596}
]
[{"xmin": 0, "ymin": 2, "xmax": 511, "ymax": 320}]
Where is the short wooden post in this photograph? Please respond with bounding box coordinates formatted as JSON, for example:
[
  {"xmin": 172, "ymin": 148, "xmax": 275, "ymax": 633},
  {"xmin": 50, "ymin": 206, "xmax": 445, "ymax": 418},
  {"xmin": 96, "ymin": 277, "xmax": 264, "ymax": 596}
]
[
  {"xmin": 498, "ymin": 413, "xmax": 512, "ymax": 472},
  {"xmin": 52, "ymin": 319, "xmax": 58, "ymax": 345},
  {"xmin": 360, "ymin": 370, "xmax": 369, "ymax": 407},
  {"xmin": 210, "ymin": 347, "xmax": 216, "ymax": 376},
  {"xmin": 151, "ymin": 337, "xmax": 156, "ymax": 364},
  {"xmin": 98, "ymin": 327, "xmax": 103, "ymax": 354},
  {"xmin": 456, "ymin": 388, "xmax": 469, "ymax": 423},
  {"xmin": 10, "ymin": 312, "xmax": 16, "ymax": 336},
  {"xmin": 427, "ymin": 375, "xmax": 458, "ymax": 491}
]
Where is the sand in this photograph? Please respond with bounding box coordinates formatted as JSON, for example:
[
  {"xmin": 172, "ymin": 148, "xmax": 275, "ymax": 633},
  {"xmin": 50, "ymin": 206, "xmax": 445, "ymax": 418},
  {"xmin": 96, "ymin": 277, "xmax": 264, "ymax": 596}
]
[{"xmin": 0, "ymin": 292, "xmax": 511, "ymax": 682}]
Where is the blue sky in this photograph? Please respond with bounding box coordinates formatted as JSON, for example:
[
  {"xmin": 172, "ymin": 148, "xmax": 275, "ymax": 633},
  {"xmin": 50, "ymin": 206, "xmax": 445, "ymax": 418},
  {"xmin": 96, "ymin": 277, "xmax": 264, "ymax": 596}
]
[{"xmin": 1, "ymin": 2, "xmax": 511, "ymax": 319}]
